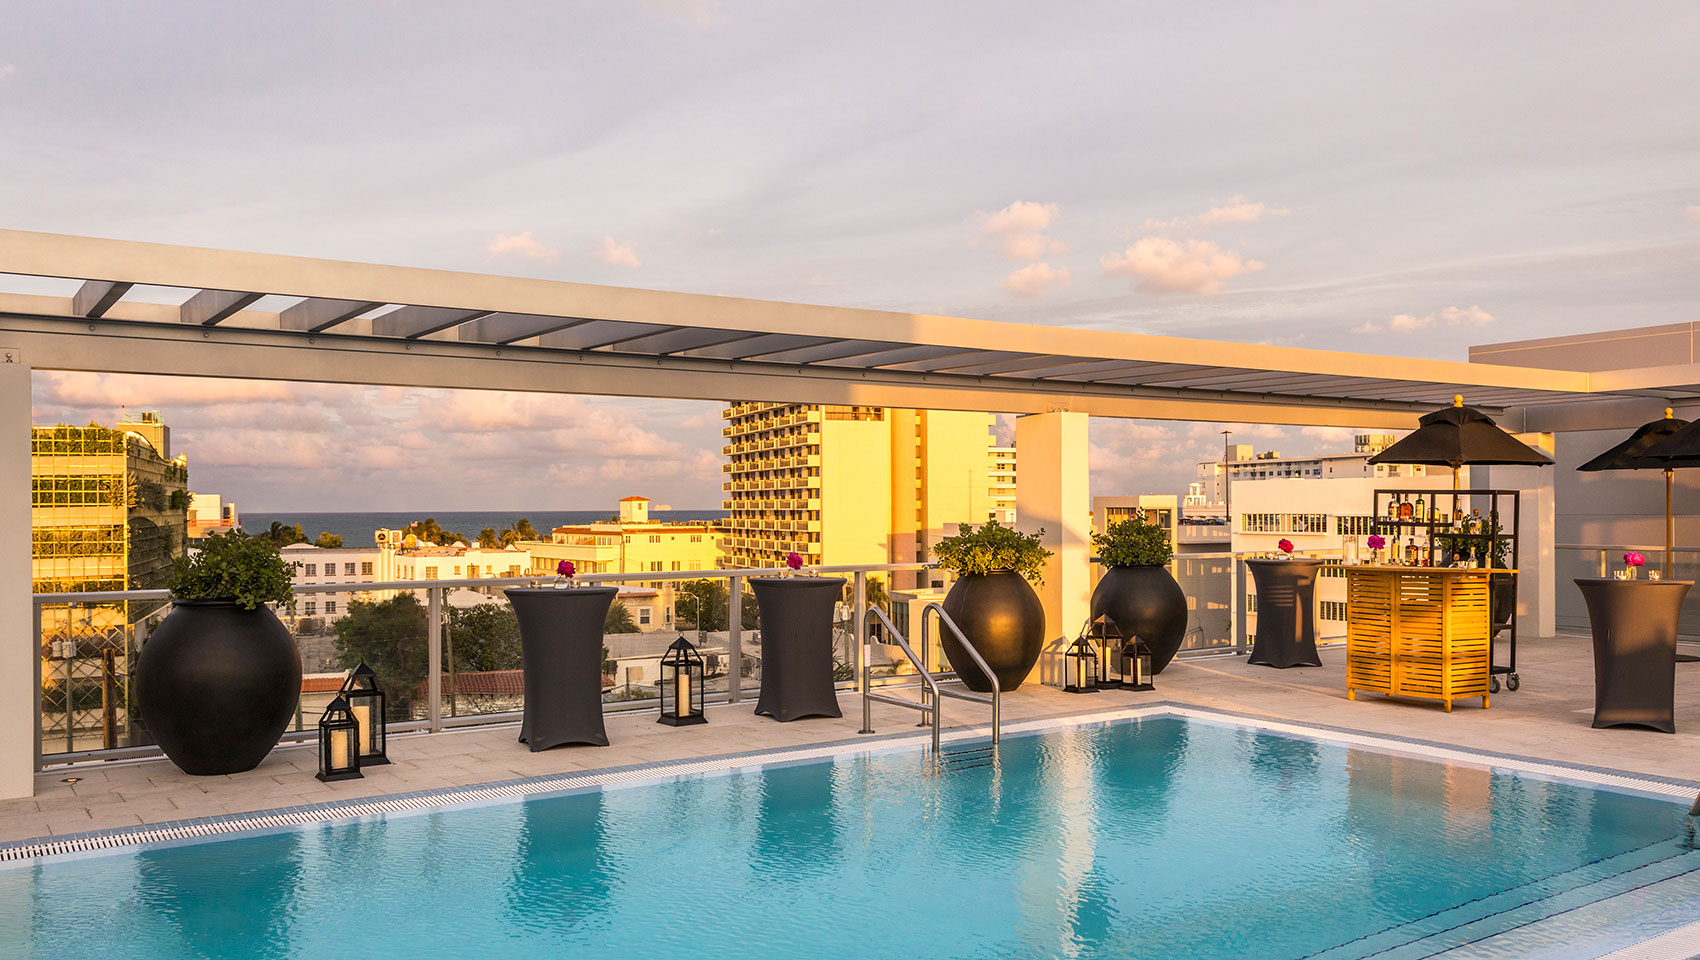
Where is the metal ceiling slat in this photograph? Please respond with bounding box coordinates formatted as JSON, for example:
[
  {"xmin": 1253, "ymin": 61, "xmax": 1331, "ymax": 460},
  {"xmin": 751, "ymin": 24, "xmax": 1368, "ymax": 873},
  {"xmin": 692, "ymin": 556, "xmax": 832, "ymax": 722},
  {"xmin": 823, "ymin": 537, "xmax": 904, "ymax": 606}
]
[
  {"xmin": 538, "ymin": 320, "xmax": 674, "ymax": 350},
  {"xmin": 181, "ymin": 289, "xmax": 262, "ymax": 326},
  {"xmin": 878, "ymin": 350, "xmax": 1045, "ymax": 373},
  {"xmin": 676, "ymin": 333, "xmax": 839, "ymax": 360},
  {"xmin": 748, "ymin": 339, "xmax": 906, "ymax": 364},
  {"xmin": 71, "ymin": 280, "xmax": 130, "ymax": 318},
  {"xmin": 820, "ymin": 345, "xmax": 983, "ymax": 369},
  {"xmin": 280, "ymin": 297, "xmax": 382, "ymax": 332},
  {"xmin": 1047, "ymin": 362, "xmax": 1205, "ymax": 383},
  {"xmin": 607, "ymin": 327, "xmax": 762, "ymax": 356},
  {"xmin": 942, "ymin": 354, "xmax": 1097, "ymax": 376},
  {"xmin": 372, "ymin": 305, "xmax": 493, "ymax": 339},
  {"xmin": 458, "ymin": 313, "xmax": 590, "ymax": 345}
]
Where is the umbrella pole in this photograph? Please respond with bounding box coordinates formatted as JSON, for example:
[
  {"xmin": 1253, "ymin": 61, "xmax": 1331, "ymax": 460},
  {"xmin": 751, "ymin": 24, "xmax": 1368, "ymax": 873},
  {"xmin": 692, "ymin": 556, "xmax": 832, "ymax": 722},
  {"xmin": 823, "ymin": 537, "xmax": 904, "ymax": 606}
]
[{"xmin": 1668, "ymin": 468, "xmax": 1675, "ymax": 579}]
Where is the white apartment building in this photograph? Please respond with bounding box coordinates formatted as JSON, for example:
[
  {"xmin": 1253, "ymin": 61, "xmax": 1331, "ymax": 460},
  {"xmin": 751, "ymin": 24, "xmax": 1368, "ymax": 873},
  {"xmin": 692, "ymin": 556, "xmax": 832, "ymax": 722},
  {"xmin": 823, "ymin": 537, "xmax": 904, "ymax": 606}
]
[
  {"xmin": 989, "ymin": 446, "xmax": 1017, "ymax": 522},
  {"xmin": 282, "ymin": 534, "xmax": 530, "ymax": 623},
  {"xmin": 1192, "ymin": 435, "xmax": 1433, "ymax": 510}
]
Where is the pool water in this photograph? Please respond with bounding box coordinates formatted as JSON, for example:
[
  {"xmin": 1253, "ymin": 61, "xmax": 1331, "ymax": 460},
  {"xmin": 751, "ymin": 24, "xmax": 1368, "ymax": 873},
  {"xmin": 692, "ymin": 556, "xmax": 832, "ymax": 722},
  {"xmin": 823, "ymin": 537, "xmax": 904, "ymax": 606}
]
[{"xmin": 4, "ymin": 717, "xmax": 1699, "ymax": 960}]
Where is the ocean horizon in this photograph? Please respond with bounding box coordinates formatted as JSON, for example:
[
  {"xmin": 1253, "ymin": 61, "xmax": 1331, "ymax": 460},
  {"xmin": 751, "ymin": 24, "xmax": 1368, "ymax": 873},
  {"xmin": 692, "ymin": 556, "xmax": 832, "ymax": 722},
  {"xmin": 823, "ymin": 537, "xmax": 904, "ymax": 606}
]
[{"xmin": 241, "ymin": 509, "xmax": 725, "ymax": 545}]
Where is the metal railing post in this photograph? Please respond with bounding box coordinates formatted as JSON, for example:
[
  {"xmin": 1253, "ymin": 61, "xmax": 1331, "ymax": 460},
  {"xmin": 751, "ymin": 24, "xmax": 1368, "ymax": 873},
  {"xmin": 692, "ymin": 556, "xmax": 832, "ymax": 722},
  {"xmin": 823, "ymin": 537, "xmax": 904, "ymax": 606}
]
[
  {"xmin": 852, "ymin": 571, "xmax": 866, "ymax": 694},
  {"xmin": 727, "ymin": 575, "xmax": 743, "ymax": 703},
  {"xmin": 32, "ymin": 602, "xmax": 42, "ymax": 772},
  {"xmin": 1233, "ymin": 556, "xmax": 1249, "ymax": 656},
  {"xmin": 427, "ymin": 586, "xmax": 443, "ymax": 733}
]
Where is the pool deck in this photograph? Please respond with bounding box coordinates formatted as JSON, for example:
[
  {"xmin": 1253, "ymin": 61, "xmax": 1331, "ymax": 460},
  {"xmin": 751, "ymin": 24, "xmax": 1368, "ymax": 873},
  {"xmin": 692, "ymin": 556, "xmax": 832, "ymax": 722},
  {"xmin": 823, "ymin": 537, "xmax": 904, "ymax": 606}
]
[{"xmin": 4, "ymin": 632, "xmax": 1699, "ymax": 845}]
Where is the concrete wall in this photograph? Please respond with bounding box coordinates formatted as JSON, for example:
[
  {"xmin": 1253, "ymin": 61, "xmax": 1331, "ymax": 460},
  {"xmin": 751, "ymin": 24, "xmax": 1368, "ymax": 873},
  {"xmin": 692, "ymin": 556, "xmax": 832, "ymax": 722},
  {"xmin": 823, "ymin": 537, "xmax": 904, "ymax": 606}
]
[
  {"xmin": 1015, "ymin": 412, "xmax": 1090, "ymax": 676},
  {"xmin": 1, "ymin": 359, "xmax": 31, "ymax": 799}
]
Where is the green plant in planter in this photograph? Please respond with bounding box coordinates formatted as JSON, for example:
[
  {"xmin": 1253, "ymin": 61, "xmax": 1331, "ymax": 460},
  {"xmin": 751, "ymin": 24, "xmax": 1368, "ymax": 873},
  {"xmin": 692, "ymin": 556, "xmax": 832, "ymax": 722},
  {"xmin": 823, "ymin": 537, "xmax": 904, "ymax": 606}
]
[
  {"xmin": 931, "ymin": 519, "xmax": 1052, "ymax": 584},
  {"xmin": 167, "ymin": 529, "xmax": 298, "ymax": 609},
  {"xmin": 1092, "ymin": 517, "xmax": 1174, "ymax": 568}
]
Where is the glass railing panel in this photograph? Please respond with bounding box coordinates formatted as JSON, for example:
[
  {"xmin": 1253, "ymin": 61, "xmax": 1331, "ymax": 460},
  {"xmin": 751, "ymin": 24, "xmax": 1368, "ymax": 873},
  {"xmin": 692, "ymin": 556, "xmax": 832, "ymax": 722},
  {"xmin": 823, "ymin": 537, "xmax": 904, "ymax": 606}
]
[{"xmin": 38, "ymin": 598, "xmax": 168, "ymax": 758}]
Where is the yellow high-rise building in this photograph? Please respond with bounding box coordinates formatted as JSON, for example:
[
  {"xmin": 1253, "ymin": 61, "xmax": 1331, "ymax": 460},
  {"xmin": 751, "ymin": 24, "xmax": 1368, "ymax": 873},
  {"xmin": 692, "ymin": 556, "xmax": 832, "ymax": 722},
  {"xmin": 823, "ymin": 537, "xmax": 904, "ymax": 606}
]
[
  {"xmin": 720, "ymin": 403, "xmax": 1004, "ymax": 589},
  {"xmin": 522, "ymin": 497, "xmax": 721, "ymax": 585}
]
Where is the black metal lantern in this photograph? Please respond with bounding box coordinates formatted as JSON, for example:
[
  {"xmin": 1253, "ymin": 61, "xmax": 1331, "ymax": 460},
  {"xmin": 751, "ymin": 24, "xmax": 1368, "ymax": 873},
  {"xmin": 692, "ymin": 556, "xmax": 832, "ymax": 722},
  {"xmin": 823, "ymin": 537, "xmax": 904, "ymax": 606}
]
[
  {"xmin": 1123, "ymin": 637, "xmax": 1155, "ymax": 692},
  {"xmin": 1063, "ymin": 636, "xmax": 1100, "ymax": 694},
  {"xmin": 316, "ymin": 696, "xmax": 362, "ymax": 782},
  {"xmin": 340, "ymin": 662, "xmax": 389, "ymax": 766},
  {"xmin": 658, "ymin": 635, "xmax": 707, "ymax": 726},
  {"xmin": 1087, "ymin": 615, "xmax": 1127, "ymax": 690}
]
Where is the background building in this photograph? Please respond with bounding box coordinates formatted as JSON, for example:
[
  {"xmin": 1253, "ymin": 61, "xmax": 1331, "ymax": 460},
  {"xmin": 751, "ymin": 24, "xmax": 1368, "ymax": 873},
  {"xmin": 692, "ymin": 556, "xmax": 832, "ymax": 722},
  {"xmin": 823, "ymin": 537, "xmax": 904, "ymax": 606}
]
[
  {"xmin": 32, "ymin": 412, "xmax": 190, "ymax": 752},
  {"xmin": 1189, "ymin": 435, "xmax": 1432, "ymax": 517},
  {"xmin": 720, "ymin": 402, "xmax": 1003, "ymax": 590},
  {"xmin": 186, "ymin": 493, "xmax": 239, "ymax": 541}
]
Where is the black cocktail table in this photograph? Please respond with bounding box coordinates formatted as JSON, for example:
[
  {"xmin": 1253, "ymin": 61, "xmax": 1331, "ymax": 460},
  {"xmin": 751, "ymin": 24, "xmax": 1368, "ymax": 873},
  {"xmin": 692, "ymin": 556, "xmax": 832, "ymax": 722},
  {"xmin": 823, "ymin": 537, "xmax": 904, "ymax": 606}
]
[
  {"xmin": 749, "ymin": 577, "xmax": 846, "ymax": 721},
  {"xmin": 1246, "ymin": 558, "xmax": 1325, "ymax": 669},
  {"xmin": 506, "ymin": 586, "xmax": 618, "ymax": 749},
  {"xmin": 1575, "ymin": 578, "xmax": 1692, "ymax": 734}
]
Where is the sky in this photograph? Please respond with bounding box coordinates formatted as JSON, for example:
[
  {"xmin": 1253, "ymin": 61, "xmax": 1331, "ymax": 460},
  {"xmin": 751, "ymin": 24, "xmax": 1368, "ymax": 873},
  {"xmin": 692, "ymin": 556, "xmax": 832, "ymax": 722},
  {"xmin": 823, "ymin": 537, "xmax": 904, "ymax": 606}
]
[{"xmin": 3, "ymin": 1, "xmax": 1698, "ymax": 510}]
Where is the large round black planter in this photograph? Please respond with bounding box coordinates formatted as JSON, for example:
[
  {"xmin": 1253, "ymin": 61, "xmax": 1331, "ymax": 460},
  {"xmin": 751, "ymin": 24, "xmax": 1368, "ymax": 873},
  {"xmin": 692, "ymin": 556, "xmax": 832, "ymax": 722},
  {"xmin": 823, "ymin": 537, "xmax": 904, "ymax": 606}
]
[
  {"xmin": 1090, "ymin": 565, "xmax": 1189, "ymax": 674},
  {"xmin": 749, "ymin": 577, "xmax": 846, "ymax": 721},
  {"xmin": 135, "ymin": 601, "xmax": 302, "ymax": 776},
  {"xmin": 940, "ymin": 571, "xmax": 1045, "ymax": 692}
]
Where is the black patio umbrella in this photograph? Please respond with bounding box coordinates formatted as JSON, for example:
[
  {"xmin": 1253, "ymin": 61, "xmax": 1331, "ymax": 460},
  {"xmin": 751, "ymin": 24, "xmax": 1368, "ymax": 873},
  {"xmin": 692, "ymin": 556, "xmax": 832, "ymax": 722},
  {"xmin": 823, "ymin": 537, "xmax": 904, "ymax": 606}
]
[
  {"xmin": 1579, "ymin": 407, "xmax": 1688, "ymax": 579},
  {"xmin": 1368, "ymin": 395, "xmax": 1554, "ymax": 492}
]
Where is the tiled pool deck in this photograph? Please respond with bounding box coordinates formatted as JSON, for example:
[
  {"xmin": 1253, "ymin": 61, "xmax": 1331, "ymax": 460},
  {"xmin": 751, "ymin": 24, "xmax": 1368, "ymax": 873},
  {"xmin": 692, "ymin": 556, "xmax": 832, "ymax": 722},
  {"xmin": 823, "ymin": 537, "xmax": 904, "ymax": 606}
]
[{"xmin": 4, "ymin": 632, "xmax": 1698, "ymax": 846}]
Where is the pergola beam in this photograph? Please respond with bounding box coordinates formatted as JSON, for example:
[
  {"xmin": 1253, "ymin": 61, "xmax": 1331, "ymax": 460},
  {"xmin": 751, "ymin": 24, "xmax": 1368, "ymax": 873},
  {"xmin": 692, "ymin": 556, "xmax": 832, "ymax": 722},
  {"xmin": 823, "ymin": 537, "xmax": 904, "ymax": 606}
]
[
  {"xmin": 180, "ymin": 289, "xmax": 262, "ymax": 326},
  {"xmin": 70, "ymin": 280, "xmax": 130, "ymax": 318},
  {"xmin": 371, "ymin": 305, "xmax": 492, "ymax": 339},
  {"xmin": 279, "ymin": 297, "xmax": 381, "ymax": 332}
]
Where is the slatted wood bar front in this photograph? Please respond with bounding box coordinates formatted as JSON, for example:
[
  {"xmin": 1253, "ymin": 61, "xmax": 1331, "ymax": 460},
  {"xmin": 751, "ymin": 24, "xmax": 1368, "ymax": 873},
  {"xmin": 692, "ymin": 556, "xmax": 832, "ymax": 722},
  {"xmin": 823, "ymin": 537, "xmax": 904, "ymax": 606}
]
[{"xmin": 1344, "ymin": 566, "xmax": 1502, "ymax": 712}]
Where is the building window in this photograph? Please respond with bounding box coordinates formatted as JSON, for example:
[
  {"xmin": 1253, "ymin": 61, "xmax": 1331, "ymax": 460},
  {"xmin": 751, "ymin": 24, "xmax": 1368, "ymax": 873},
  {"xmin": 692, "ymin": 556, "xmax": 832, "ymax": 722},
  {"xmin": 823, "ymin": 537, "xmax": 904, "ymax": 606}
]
[
  {"xmin": 671, "ymin": 561, "xmax": 681, "ymax": 571},
  {"xmin": 361, "ymin": 562, "xmax": 373, "ymax": 576},
  {"xmin": 344, "ymin": 563, "xmax": 356, "ymax": 576},
  {"xmin": 1335, "ymin": 515, "xmax": 1376, "ymax": 536},
  {"xmin": 424, "ymin": 566, "xmax": 439, "ymax": 580},
  {"xmin": 1320, "ymin": 600, "xmax": 1347, "ymax": 621},
  {"xmin": 325, "ymin": 601, "xmax": 338, "ymax": 614},
  {"xmin": 639, "ymin": 608, "xmax": 651, "ymax": 625},
  {"xmin": 304, "ymin": 601, "xmax": 317, "ymax": 616},
  {"xmin": 304, "ymin": 564, "xmax": 317, "ymax": 576}
]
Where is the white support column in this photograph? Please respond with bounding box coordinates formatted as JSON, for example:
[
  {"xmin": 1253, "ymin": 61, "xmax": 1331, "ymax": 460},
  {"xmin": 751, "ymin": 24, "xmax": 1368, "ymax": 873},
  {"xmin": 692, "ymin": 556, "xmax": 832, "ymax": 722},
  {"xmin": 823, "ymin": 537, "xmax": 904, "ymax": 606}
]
[
  {"xmin": 1015, "ymin": 411, "xmax": 1091, "ymax": 683},
  {"xmin": 0, "ymin": 355, "xmax": 32, "ymax": 799}
]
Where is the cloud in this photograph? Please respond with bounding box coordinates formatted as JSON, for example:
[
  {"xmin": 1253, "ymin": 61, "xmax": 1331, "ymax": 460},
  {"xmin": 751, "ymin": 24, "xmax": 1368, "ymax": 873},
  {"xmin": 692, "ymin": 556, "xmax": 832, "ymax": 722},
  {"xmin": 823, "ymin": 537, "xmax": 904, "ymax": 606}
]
[
  {"xmin": 486, "ymin": 231, "xmax": 560, "ymax": 263},
  {"xmin": 640, "ymin": 0, "xmax": 722, "ymax": 26},
  {"xmin": 978, "ymin": 201, "xmax": 1067, "ymax": 261},
  {"xmin": 1099, "ymin": 237, "xmax": 1263, "ymax": 294},
  {"xmin": 1000, "ymin": 262, "xmax": 1071, "ymax": 298},
  {"xmin": 1687, "ymin": 205, "xmax": 1700, "ymax": 225},
  {"xmin": 1144, "ymin": 196, "xmax": 1290, "ymax": 232},
  {"xmin": 0, "ymin": 64, "xmax": 15, "ymax": 83},
  {"xmin": 1354, "ymin": 304, "xmax": 1496, "ymax": 334},
  {"xmin": 593, "ymin": 235, "xmax": 641, "ymax": 268}
]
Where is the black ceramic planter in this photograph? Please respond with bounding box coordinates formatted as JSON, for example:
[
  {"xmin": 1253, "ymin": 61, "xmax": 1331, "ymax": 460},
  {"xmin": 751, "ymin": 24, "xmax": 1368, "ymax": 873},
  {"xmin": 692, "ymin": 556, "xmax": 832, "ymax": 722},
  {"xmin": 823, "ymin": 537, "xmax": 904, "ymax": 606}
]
[
  {"xmin": 749, "ymin": 577, "xmax": 846, "ymax": 721},
  {"xmin": 1090, "ymin": 565, "xmax": 1189, "ymax": 674},
  {"xmin": 507, "ymin": 586, "xmax": 618, "ymax": 749},
  {"xmin": 940, "ymin": 571, "xmax": 1045, "ymax": 692},
  {"xmin": 135, "ymin": 601, "xmax": 302, "ymax": 776}
]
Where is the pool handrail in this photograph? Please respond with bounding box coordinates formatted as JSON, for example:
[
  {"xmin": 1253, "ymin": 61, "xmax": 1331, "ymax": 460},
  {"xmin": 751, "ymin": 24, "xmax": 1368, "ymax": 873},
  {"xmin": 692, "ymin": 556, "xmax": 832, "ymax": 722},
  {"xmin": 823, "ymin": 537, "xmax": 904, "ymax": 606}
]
[{"xmin": 858, "ymin": 603, "xmax": 1000, "ymax": 754}]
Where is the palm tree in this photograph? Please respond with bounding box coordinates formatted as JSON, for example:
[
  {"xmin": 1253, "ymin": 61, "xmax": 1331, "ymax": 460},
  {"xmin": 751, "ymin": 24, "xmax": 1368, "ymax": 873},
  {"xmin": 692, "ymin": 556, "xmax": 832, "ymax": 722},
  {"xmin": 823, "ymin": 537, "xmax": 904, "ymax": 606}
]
[{"xmin": 605, "ymin": 600, "xmax": 638, "ymax": 634}]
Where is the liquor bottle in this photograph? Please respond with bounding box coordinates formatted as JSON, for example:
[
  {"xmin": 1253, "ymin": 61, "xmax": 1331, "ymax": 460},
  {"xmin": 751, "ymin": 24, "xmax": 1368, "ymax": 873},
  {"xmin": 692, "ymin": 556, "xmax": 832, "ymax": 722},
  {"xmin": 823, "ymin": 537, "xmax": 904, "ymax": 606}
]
[
  {"xmin": 1386, "ymin": 496, "xmax": 1398, "ymax": 520},
  {"xmin": 1404, "ymin": 538, "xmax": 1417, "ymax": 564},
  {"xmin": 1469, "ymin": 508, "xmax": 1482, "ymax": 534},
  {"xmin": 1414, "ymin": 494, "xmax": 1425, "ymax": 522},
  {"xmin": 1398, "ymin": 497, "xmax": 1414, "ymax": 521}
]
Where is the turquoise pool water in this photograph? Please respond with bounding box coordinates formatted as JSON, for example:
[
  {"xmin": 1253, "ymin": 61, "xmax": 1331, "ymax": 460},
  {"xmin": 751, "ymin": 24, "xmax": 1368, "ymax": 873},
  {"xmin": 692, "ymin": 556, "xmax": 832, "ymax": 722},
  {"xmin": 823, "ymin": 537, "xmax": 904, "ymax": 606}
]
[{"xmin": 4, "ymin": 717, "xmax": 1699, "ymax": 959}]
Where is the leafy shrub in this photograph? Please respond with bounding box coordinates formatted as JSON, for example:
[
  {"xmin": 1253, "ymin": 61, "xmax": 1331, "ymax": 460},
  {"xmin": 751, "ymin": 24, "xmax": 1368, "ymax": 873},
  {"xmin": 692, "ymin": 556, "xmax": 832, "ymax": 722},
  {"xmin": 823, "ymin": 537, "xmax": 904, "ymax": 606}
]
[
  {"xmin": 166, "ymin": 529, "xmax": 297, "ymax": 609},
  {"xmin": 1092, "ymin": 517, "xmax": 1174, "ymax": 567},
  {"xmin": 931, "ymin": 520, "xmax": 1052, "ymax": 583}
]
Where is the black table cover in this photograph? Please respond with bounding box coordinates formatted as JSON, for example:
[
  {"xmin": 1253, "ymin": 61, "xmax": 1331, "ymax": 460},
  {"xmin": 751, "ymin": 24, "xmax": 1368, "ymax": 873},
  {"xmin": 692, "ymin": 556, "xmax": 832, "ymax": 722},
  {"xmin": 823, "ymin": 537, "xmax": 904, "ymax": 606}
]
[
  {"xmin": 506, "ymin": 586, "xmax": 618, "ymax": 749},
  {"xmin": 750, "ymin": 577, "xmax": 846, "ymax": 721},
  {"xmin": 1576, "ymin": 578, "xmax": 1692, "ymax": 734},
  {"xmin": 1246, "ymin": 558, "xmax": 1325, "ymax": 669}
]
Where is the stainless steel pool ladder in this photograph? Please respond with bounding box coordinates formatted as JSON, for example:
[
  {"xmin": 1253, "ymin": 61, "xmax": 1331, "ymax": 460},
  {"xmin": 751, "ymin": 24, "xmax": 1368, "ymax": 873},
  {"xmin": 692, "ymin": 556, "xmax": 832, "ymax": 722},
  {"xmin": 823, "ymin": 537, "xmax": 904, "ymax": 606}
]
[{"xmin": 858, "ymin": 602, "xmax": 1001, "ymax": 755}]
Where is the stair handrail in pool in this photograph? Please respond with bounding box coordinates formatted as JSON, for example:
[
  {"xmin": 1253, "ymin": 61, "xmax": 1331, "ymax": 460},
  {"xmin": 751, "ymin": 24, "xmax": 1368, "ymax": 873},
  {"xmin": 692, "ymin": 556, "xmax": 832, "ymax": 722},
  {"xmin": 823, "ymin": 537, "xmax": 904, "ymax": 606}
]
[{"xmin": 858, "ymin": 604, "xmax": 1000, "ymax": 754}]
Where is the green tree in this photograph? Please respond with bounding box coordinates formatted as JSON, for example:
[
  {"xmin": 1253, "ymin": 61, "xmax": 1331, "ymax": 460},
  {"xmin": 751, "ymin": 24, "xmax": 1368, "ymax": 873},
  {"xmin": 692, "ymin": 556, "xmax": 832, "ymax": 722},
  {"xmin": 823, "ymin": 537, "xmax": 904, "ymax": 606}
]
[
  {"xmin": 445, "ymin": 602, "xmax": 522, "ymax": 673},
  {"xmin": 477, "ymin": 527, "xmax": 501, "ymax": 549},
  {"xmin": 496, "ymin": 518, "xmax": 541, "ymax": 546},
  {"xmin": 332, "ymin": 594, "xmax": 427, "ymax": 716},
  {"xmin": 676, "ymin": 579, "xmax": 759, "ymax": 631},
  {"xmin": 605, "ymin": 600, "xmax": 637, "ymax": 634},
  {"xmin": 252, "ymin": 521, "xmax": 307, "ymax": 547},
  {"xmin": 313, "ymin": 531, "xmax": 344, "ymax": 549},
  {"xmin": 404, "ymin": 517, "xmax": 468, "ymax": 546}
]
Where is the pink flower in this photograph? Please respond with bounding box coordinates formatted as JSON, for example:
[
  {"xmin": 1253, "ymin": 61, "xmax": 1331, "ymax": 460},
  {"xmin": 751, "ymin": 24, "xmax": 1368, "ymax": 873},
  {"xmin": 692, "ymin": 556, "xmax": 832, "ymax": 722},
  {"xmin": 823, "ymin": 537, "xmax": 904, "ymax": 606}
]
[
  {"xmin": 1366, "ymin": 534, "xmax": 1386, "ymax": 550},
  {"xmin": 1624, "ymin": 552, "xmax": 1646, "ymax": 567},
  {"xmin": 557, "ymin": 560, "xmax": 575, "ymax": 578},
  {"xmin": 1277, "ymin": 539, "xmax": 1295, "ymax": 554},
  {"xmin": 785, "ymin": 552, "xmax": 804, "ymax": 571}
]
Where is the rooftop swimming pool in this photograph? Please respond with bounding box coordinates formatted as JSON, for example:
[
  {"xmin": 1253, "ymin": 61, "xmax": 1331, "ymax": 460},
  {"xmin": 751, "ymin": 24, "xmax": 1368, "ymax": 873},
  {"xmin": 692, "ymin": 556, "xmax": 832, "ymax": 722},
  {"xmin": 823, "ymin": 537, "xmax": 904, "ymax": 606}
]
[{"xmin": 3, "ymin": 713, "xmax": 1699, "ymax": 959}]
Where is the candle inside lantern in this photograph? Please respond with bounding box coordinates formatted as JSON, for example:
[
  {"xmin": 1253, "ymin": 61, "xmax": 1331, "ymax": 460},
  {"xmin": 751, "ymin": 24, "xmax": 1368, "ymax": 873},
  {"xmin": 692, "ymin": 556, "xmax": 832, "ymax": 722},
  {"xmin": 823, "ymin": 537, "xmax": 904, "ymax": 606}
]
[
  {"xmin": 329, "ymin": 728, "xmax": 349, "ymax": 770},
  {"xmin": 351, "ymin": 702, "xmax": 372, "ymax": 754},
  {"xmin": 676, "ymin": 671, "xmax": 691, "ymax": 717}
]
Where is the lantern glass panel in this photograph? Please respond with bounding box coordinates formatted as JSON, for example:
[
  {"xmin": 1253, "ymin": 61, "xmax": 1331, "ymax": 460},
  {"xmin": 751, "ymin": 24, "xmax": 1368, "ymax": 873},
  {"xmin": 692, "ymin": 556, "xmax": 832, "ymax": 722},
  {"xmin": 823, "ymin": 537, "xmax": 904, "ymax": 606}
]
[
  {"xmin": 341, "ymin": 663, "xmax": 389, "ymax": 765},
  {"xmin": 316, "ymin": 697, "xmax": 362, "ymax": 782},
  {"xmin": 658, "ymin": 636, "xmax": 707, "ymax": 726},
  {"xmin": 1063, "ymin": 637, "xmax": 1099, "ymax": 694},
  {"xmin": 1126, "ymin": 639, "xmax": 1155, "ymax": 692}
]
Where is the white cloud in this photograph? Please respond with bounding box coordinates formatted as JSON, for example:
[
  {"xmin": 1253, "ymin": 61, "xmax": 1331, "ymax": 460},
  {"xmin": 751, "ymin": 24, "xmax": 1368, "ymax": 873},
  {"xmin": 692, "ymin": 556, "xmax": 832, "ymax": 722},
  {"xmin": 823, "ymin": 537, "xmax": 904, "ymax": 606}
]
[
  {"xmin": 593, "ymin": 235, "xmax": 641, "ymax": 268},
  {"xmin": 486, "ymin": 231, "xmax": 560, "ymax": 263},
  {"xmin": 1099, "ymin": 236, "xmax": 1263, "ymax": 294},
  {"xmin": 978, "ymin": 200, "xmax": 1067, "ymax": 261},
  {"xmin": 1000, "ymin": 262, "xmax": 1071, "ymax": 298},
  {"xmin": 0, "ymin": 64, "xmax": 15, "ymax": 83},
  {"xmin": 1144, "ymin": 196, "xmax": 1290, "ymax": 232},
  {"xmin": 1355, "ymin": 304, "xmax": 1496, "ymax": 335},
  {"xmin": 1686, "ymin": 204, "xmax": 1700, "ymax": 225},
  {"xmin": 640, "ymin": 0, "xmax": 722, "ymax": 26}
]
